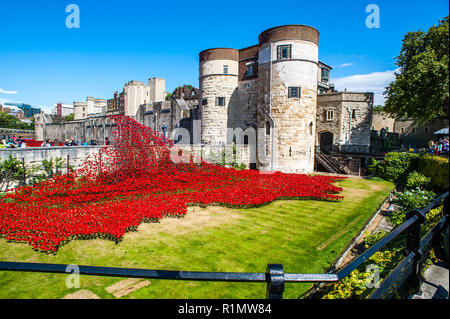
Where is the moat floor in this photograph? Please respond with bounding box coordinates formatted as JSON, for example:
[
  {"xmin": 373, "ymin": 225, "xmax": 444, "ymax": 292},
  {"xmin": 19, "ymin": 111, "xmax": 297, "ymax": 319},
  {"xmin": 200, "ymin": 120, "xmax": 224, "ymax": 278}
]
[{"xmin": 0, "ymin": 177, "xmax": 394, "ymax": 299}]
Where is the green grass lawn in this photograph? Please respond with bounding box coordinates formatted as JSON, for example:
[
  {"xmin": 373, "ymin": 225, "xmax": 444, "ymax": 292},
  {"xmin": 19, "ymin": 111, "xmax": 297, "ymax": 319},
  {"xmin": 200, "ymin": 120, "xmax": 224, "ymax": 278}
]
[{"xmin": 0, "ymin": 177, "xmax": 394, "ymax": 299}]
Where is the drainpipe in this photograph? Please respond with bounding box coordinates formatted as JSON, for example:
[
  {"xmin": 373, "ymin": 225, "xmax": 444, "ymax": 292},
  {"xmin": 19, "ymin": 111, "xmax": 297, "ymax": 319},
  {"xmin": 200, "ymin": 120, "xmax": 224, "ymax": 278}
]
[{"xmin": 265, "ymin": 43, "xmax": 275, "ymax": 171}]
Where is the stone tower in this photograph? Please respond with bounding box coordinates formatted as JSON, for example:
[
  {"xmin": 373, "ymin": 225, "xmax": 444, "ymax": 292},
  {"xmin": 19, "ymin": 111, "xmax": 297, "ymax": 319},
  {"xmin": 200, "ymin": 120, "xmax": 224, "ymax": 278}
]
[
  {"xmin": 257, "ymin": 25, "xmax": 319, "ymax": 173},
  {"xmin": 199, "ymin": 48, "xmax": 239, "ymax": 145}
]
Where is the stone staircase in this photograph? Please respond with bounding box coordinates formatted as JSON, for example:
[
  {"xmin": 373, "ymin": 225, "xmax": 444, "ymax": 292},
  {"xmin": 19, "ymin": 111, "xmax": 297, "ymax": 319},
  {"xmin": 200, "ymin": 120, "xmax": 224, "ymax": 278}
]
[{"xmin": 315, "ymin": 152, "xmax": 350, "ymax": 175}]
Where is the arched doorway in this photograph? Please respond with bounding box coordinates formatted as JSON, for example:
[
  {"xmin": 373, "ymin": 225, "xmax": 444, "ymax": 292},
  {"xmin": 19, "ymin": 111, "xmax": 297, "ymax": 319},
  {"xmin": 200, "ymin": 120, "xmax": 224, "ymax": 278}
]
[{"xmin": 319, "ymin": 131, "xmax": 334, "ymax": 153}]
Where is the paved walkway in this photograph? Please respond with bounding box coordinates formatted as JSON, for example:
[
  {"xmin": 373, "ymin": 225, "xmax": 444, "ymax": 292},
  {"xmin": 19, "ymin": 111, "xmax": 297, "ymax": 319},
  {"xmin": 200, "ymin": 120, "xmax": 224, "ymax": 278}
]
[{"xmin": 412, "ymin": 262, "xmax": 449, "ymax": 299}]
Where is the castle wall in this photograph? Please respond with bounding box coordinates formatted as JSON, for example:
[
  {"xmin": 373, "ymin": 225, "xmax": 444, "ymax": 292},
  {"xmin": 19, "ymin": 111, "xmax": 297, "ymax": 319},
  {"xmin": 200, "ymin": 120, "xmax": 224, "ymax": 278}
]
[
  {"xmin": 372, "ymin": 111, "xmax": 396, "ymax": 132},
  {"xmin": 317, "ymin": 92, "xmax": 373, "ymax": 153}
]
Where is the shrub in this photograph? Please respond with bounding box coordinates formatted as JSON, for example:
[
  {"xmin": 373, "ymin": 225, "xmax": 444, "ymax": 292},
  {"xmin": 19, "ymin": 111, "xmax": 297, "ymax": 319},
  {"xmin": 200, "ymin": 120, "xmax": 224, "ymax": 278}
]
[
  {"xmin": 390, "ymin": 188, "xmax": 436, "ymax": 226},
  {"xmin": 368, "ymin": 158, "xmax": 384, "ymax": 177},
  {"xmin": 405, "ymin": 171, "xmax": 431, "ymax": 190},
  {"xmin": 417, "ymin": 155, "xmax": 449, "ymax": 192},
  {"xmin": 322, "ymin": 248, "xmax": 404, "ymax": 299},
  {"xmin": 396, "ymin": 188, "xmax": 436, "ymax": 211},
  {"xmin": 0, "ymin": 155, "xmax": 25, "ymax": 190},
  {"xmin": 364, "ymin": 230, "xmax": 388, "ymax": 249},
  {"xmin": 383, "ymin": 152, "xmax": 419, "ymax": 184}
]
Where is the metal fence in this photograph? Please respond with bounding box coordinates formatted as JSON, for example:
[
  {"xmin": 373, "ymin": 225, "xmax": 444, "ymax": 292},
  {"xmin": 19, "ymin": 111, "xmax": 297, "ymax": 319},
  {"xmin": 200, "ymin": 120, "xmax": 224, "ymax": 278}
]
[{"xmin": 0, "ymin": 191, "xmax": 448, "ymax": 299}]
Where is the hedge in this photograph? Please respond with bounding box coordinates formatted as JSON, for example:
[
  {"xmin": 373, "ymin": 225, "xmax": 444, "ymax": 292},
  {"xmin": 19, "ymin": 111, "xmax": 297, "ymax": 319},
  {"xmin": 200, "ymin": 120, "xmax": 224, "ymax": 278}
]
[
  {"xmin": 418, "ymin": 155, "xmax": 449, "ymax": 192},
  {"xmin": 370, "ymin": 152, "xmax": 449, "ymax": 193}
]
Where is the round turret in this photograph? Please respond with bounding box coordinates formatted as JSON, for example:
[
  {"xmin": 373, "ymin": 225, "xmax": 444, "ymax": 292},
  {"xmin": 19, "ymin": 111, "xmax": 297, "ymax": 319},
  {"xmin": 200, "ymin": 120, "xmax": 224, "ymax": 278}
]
[
  {"xmin": 199, "ymin": 48, "xmax": 239, "ymax": 144},
  {"xmin": 257, "ymin": 25, "xmax": 319, "ymax": 173}
]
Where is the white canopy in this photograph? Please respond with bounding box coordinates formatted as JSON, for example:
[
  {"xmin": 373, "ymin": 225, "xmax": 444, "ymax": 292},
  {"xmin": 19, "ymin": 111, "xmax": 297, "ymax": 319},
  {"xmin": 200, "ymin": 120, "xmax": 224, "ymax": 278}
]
[{"xmin": 434, "ymin": 128, "xmax": 449, "ymax": 135}]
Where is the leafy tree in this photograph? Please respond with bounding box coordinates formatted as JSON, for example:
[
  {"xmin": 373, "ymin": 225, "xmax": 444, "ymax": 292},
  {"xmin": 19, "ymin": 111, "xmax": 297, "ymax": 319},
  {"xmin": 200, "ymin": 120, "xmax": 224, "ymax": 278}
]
[
  {"xmin": 65, "ymin": 113, "xmax": 75, "ymax": 121},
  {"xmin": 384, "ymin": 16, "xmax": 449, "ymax": 126},
  {"xmin": 373, "ymin": 105, "xmax": 385, "ymax": 112},
  {"xmin": 0, "ymin": 111, "xmax": 34, "ymax": 130}
]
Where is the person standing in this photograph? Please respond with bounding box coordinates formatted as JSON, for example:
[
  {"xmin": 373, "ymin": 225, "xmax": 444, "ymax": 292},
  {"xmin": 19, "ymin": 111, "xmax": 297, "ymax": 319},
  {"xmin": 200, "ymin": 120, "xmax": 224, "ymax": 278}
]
[{"xmin": 428, "ymin": 140, "xmax": 435, "ymax": 155}]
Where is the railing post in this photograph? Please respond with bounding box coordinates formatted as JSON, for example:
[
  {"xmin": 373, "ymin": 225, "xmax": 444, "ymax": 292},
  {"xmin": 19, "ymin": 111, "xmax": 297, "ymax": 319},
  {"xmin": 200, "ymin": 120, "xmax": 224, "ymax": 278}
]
[
  {"xmin": 266, "ymin": 264, "xmax": 285, "ymax": 299},
  {"xmin": 405, "ymin": 209, "xmax": 425, "ymax": 294}
]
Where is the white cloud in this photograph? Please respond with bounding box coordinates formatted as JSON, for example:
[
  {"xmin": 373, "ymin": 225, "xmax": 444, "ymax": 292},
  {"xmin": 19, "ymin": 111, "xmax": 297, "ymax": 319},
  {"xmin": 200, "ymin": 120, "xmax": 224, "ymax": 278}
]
[
  {"xmin": 331, "ymin": 69, "xmax": 398, "ymax": 105},
  {"xmin": 0, "ymin": 88, "xmax": 18, "ymax": 95},
  {"xmin": 334, "ymin": 63, "xmax": 355, "ymax": 68}
]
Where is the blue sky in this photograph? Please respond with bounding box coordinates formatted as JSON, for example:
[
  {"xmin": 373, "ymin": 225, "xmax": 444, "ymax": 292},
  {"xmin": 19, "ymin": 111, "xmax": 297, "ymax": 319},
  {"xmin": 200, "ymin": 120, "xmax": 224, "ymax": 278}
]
[{"xmin": 0, "ymin": 0, "xmax": 448, "ymax": 111}]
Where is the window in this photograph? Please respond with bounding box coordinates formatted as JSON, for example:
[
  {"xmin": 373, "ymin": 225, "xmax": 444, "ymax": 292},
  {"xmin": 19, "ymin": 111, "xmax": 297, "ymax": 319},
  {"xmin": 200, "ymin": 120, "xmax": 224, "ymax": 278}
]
[
  {"xmin": 223, "ymin": 65, "xmax": 228, "ymax": 74},
  {"xmin": 277, "ymin": 45, "xmax": 291, "ymax": 60},
  {"xmin": 401, "ymin": 128, "xmax": 404, "ymax": 134},
  {"xmin": 321, "ymin": 68, "xmax": 330, "ymax": 82},
  {"xmin": 352, "ymin": 110, "xmax": 356, "ymax": 119},
  {"xmin": 288, "ymin": 87, "xmax": 301, "ymax": 98},
  {"xmin": 246, "ymin": 64, "xmax": 254, "ymax": 76},
  {"xmin": 266, "ymin": 121, "xmax": 271, "ymax": 136},
  {"xmin": 327, "ymin": 110, "xmax": 334, "ymax": 121},
  {"xmin": 216, "ymin": 97, "xmax": 225, "ymax": 106},
  {"xmin": 413, "ymin": 128, "xmax": 416, "ymax": 133}
]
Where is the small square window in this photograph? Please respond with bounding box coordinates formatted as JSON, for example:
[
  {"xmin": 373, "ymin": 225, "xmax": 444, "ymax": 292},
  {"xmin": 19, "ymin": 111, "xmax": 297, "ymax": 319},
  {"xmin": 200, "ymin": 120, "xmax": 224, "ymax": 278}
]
[
  {"xmin": 223, "ymin": 65, "xmax": 228, "ymax": 74},
  {"xmin": 288, "ymin": 87, "xmax": 301, "ymax": 98},
  {"xmin": 277, "ymin": 45, "xmax": 291, "ymax": 60},
  {"xmin": 352, "ymin": 110, "xmax": 356, "ymax": 119},
  {"xmin": 216, "ymin": 97, "xmax": 225, "ymax": 106}
]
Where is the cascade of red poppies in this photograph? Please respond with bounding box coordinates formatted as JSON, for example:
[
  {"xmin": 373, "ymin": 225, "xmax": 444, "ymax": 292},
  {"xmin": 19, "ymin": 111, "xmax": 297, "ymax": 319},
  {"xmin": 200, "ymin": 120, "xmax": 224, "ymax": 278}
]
[{"xmin": 0, "ymin": 115, "xmax": 345, "ymax": 253}]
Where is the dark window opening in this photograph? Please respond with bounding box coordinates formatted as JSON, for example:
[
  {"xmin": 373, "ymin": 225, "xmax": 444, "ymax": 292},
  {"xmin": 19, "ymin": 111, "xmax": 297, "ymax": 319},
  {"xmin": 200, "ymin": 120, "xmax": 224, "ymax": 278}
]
[
  {"xmin": 266, "ymin": 121, "xmax": 271, "ymax": 136},
  {"xmin": 277, "ymin": 45, "xmax": 291, "ymax": 60},
  {"xmin": 321, "ymin": 68, "xmax": 330, "ymax": 82},
  {"xmin": 216, "ymin": 97, "xmax": 225, "ymax": 106},
  {"xmin": 288, "ymin": 87, "xmax": 301, "ymax": 98},
  {"xmin": 245, "ymin": 64, "xmax": 254, "ymax": 76}
]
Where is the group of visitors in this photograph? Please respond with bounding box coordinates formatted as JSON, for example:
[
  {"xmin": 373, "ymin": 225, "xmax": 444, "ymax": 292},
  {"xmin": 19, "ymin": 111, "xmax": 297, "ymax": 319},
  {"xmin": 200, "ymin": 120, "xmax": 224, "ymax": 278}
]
[
  {"xmin": 428, "ymin": 137, "xmax": 449, "ymax": 156},
  {"xmin": 0, "ymin": 136, "xmax": 28, "ymax": 148},
  {"xmin": 40, "ymin": 139, "xmax": 108, "ymax": 147}
]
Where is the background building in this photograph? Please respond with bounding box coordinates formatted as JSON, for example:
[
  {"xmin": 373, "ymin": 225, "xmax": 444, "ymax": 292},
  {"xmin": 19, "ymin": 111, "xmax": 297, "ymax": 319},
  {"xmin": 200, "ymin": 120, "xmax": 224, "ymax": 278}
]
[{"xmin": 51, "ymin": 103, "xmax": 74, "ymax": 117}]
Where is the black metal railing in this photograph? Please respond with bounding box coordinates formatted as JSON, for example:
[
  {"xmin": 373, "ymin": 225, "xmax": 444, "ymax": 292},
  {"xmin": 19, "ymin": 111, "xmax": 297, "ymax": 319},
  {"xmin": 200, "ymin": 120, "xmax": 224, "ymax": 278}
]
[{"xmin": 0, "ymin": 191, "xmax": 448, "ymax": 299}]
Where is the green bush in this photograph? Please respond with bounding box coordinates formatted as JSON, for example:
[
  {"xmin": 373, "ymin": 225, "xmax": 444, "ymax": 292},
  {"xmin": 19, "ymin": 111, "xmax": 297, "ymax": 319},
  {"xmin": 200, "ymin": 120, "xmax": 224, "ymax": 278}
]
[
  {"xmin": 322, "ymin": 248, "xmax": 404, "ymax": 299},
  {"xmin": 383, "ymin": 152, "xmax": 419, "ymax": 184},
  {"xmin": 370, "ymin": 153, "xmax": 448, "ymax": 193},
  {"xmin": 396, "ymin": 188, "xmax": 436, "ymax": 211},
  {"xmin": 364, "ymin": 230, "xmax": 388, "ymax": 249},
  {"xmin": 390, "ymin": 188, "xmax": 436, "ymax": 226},
  {"xmin": 406, "ymin": 171, "xmax": 431, "ymax": 190},
  {"xmin": 417, "ymin": 155, "xmax": 449, "ymax": 192},
  {"xmin": 0, "ymin": 155, "xmax": 25, "ymax": 190},
  {"xmin": 368, "ymin": 158, "xmax": 384, "ymax": 177}
]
